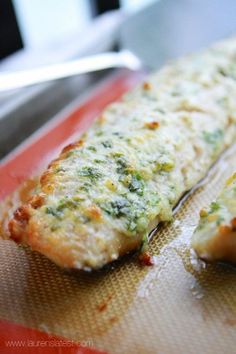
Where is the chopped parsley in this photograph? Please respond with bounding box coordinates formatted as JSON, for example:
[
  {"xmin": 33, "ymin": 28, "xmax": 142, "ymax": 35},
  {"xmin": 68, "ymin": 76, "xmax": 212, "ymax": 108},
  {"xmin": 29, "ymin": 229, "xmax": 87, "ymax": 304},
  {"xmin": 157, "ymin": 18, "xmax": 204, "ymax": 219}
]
[
  {"xmin": 95, "ymin": 131, "xmax": 103, "ymax": 137},
  {"xmin": 218, "ymin": 64, "xmax": 236, "ymax": 80},
  {"xmin": 140, "ymin": 233, "xmax": 149, "ymax": 253},
  {"xmin": 94, "ymin": 159, "xmax": 106, "ymax": 164},
  {"xmin": 128, "ymin": 174, "xmax": 144, "ymax": 196},
  {"xmin": 66, "ymin": 151, "xmax": 75, "ymax": 158},
  {"xmin": 79, "ymin": 182, "xmax": 91, "ymax": 192},
  {"xmin": 101, "ymin": 197, "xmax": 130, "ymax": 218},
  {"xmin": 112, "ymin": 132, "xmax": 124, "ymax": 139},
  {"xmin": 155, "ymin": 160, "xmax": 175, "ymax": 172},
  {"xmin": 101, "ymin": 140, "xmax": 113, "ymax": 148},
  {"xmin": 77, "ymin": 166, "xmax": 102, "ymax": 181},
  {"xmin": 45, "ymin": 197, "xmax": 82, "ymax": 218},
  {"xmin": 55, "ymin": 167, "xmax": 66, "ymax": 173},
  {"xmin": 56, "ymin": 197, "xmax": 82, "ymax": 211},
  {"xmin": 100, "ymin": 195, "xmax": 148, "ymax": 233},
  {"xmin": 46, "ymin": 206, "xmax": 61, "ymax": 218},
  {"xmin": 209, "ymin": 202, "xmax": 220, "ymax": 213},
  {"xmin": 87, "ymin": 146, "xmax": 97, "ymax": 152},
  {"xmin": 112, "ymin": 151, "xmax": 124, "ymax": 158},
  {"xmin": 116, "ymin": 156, "xmax": 130, "ymax": 175}
]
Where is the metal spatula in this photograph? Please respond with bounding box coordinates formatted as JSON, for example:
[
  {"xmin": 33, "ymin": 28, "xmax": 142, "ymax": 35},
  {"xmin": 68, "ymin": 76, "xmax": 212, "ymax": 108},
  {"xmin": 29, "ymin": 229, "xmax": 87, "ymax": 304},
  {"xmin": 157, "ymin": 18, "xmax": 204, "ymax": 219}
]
[{"xmin": 0, "ymin": 0, "xmax": 236, "ymax": 92}]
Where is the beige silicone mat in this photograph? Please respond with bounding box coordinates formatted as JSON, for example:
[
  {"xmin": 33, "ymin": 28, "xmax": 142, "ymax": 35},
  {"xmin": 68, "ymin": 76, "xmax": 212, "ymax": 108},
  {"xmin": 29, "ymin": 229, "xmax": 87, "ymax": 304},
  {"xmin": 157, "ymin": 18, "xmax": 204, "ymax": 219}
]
[{"xmin": 1, "ymin": 143, "xmax": 236, "ymax": 354}]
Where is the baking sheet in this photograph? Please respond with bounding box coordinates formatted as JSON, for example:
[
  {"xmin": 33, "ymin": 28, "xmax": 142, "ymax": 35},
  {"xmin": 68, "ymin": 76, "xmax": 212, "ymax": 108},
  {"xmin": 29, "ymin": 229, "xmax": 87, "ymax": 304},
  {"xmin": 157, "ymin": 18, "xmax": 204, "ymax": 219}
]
[{"xmin": 1, "ymin": 69, "xmax": 236, "ymax": 354}]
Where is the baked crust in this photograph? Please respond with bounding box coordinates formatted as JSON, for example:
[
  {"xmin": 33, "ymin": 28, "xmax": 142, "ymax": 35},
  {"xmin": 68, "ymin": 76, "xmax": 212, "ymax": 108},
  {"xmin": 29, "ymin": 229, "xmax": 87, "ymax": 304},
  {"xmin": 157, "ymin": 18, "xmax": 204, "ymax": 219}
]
[{"xmin": 8, "ymin": 37, "xmax": 236, "ymax": 270}]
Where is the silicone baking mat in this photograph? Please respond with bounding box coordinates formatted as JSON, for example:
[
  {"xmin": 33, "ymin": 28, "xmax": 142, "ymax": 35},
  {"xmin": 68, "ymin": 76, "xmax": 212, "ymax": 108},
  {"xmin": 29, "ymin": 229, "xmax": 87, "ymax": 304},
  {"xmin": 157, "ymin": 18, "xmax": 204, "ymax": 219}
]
[{"xmin": 0, "ymin": 69, "xmax": 236, "ymax": 354}]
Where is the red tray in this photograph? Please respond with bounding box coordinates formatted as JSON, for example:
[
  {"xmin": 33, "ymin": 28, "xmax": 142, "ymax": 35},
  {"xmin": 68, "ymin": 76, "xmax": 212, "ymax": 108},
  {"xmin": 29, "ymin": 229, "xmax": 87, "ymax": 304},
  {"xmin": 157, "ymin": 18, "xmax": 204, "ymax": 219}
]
[{"xmin": 0, "ymin": 69, "xmax": 144, "ymax": 354}]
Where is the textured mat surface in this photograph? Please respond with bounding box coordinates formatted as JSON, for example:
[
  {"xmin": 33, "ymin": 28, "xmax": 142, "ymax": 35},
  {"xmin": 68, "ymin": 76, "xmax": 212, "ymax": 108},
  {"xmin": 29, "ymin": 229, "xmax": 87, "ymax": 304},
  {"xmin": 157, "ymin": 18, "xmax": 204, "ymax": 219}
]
[{"xmin": 1, "ymin": 145, "xmax": 236, "ymax": 353}]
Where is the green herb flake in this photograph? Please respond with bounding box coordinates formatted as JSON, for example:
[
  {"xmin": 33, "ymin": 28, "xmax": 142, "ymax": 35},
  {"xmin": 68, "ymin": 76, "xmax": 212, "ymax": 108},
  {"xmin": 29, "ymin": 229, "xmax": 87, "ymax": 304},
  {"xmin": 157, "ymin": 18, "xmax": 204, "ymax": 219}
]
[
  {"xmin": 112, "ymin": 132, "xmax": 124, "ymax": 139},
  {"xmin": 45, "ymin": 206, "xmax": 61, "ymax": 219},
  {"xmin": 203, "ymin": 129, "xmax": 223, "ymax": 147},
  {"xmin": 209, "ymin": 202, "xmax": 220, "ymax": 213},
  {"xmin": 128, "ymin": 220, "xmax": 137, "ymax": 232},
  {"xmin": 56, "ymin": 197, "xmax": 81, "ymax": 212},
  {"xmin": 101, "ymin": 140, "xmax": 113, "ymax": 148},
  {"xmin": 218, "ymin": 64, "xmax": 236, "ymax": 80},
  {"xmin": 94, "ymin": 159, "xmax": 106, "ymax": 164},
  {"xmin": 101, "ymin": 195, "xmax": 148, "ymax": 234},
  {"xmin": 45, "ymin": 206, "xmax": 60, "ymax": 218},
  {"xmin": 101, "ymin": 197, "xmax": 130, "ymax": 218},
  {"xmin": 55, "ymin": 167, "xmax": 66, "ymax": 173},
  {"xmin": 128, "ymin": 174, "xmax": 144, "ymax": 196},
  {"xmin": 79, "ymin": 182, "xmax": 91, "ymax": 192},
  {"xmin": 155, "ymin": 108, "xmax": 165, "ymax": 114},
  {"xmin": 112, "ymin": 151, "xmax": 124, "ymax": 158},
  {"xmin": 140, "ymin": 233, "xmax": 149, "ymax": 253},
  {"xmin": 77, "ymin": 166, "xmax": 102, "ymax": 181},
  {"xmin": 116, "ymin": 156, "xmax": 129, "ymax": 175},
  {"xmin": 155, "ymin": 160, "xmax": 175, "ymax": 172},
  {"xmin": 66, "ymin": 151, "xmax": 75, "ymax": 158},
  {"xmin": 95, "ymin": 131, "xmax": 103, "ymax": 137},
  {"xmin": 87, "ymin": 146, "xmax": 97, "ymax": 152},
  {"xmin": 50, "ymin": 225, "xmax": 60, "ymax": 232}
]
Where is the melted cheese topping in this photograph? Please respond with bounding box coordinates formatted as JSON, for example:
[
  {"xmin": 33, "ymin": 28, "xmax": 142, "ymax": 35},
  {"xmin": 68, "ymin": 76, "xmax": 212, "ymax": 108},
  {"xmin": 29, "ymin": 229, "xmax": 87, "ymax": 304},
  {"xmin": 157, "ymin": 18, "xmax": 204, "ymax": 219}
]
[
  {"xmin": 9, "ymin": 37, "xmax": 236, "ymax": 270},
  {"xmin": 192, "ymin": 173, "xmax": 236, "ymax": 263}
]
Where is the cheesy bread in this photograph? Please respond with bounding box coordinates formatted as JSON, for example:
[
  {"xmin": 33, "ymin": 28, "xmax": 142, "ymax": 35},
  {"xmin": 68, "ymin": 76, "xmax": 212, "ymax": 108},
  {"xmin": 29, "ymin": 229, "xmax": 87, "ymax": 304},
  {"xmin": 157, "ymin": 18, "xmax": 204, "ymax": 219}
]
[
  {"xmin": 192, "ymin": 172, "xmax": 236, "ymax": 263},
  {"xmin": 9, "ymin": 37, "xmax": 236, "ymax": 270}
]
